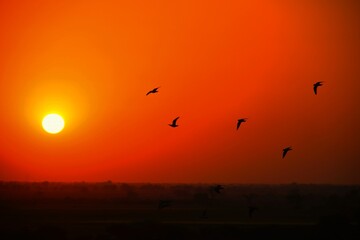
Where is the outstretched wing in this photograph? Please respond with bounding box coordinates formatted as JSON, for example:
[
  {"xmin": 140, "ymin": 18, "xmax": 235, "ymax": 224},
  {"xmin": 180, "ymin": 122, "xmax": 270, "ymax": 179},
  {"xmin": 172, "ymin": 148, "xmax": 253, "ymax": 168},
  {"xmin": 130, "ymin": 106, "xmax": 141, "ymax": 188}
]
[
  {"xmin": 314, "ymin": 82, "xmax": 323, "ymax": 95},
  {"xmin": 146, "ymin": 87, "xmax": 159, "ymax": 96},
  {"xmin": 237, "ymin": 120, "xmax": 241, "ymax": 130},
  {"xmin": 173, "ymin": 117, "xmax": 180, "ymax": 125},
  {"xmin": 282, "ymin": 149, "xmax": 287, "ymax": 158}
]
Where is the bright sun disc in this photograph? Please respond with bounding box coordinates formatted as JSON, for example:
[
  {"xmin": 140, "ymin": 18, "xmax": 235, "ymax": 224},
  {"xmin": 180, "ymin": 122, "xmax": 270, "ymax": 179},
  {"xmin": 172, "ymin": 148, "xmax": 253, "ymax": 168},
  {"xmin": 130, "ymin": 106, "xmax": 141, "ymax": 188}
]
[{"xmin": 42, "ymin": 114, "xmax": 65, "ymax": 134}]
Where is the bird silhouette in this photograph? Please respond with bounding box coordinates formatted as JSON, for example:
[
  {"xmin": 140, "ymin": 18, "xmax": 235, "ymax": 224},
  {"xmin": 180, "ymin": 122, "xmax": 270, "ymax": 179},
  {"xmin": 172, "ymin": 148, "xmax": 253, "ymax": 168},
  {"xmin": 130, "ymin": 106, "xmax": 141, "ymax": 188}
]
[
  {"xmin": 169, "ymin": 117, "xmax": 180, "ymax": 128},
  {"xmin": 146, "ymin": 87, "xmax": 159, "ymax": 96},
  {"xmin": 282, "ymin": 146, "xmax": 293, "ymax": 158},
  {"xmin": 237, "ymin": 118, "xmax": 248, "ymax": 130},
  {"xmin": 158, "ymin": 200, "xmax": 172, "ymax": 210},
  {"xmin": 211, "ymin": 185, "xmax": 224, "ymax": 194},
  {"xmin": 313, "ymin": 81, "xmax": 323, "ymax": 95},
  {"xmin": 248, "ymin": 206, "xmax": 258, "ymax": 219}
]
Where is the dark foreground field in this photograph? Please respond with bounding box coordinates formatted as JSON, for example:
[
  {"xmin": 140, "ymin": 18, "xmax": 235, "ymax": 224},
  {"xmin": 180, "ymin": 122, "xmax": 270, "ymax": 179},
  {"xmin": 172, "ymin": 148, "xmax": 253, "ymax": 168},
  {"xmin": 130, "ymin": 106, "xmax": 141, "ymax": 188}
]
[{"xmin": 1, "ymin": 182, "xmax": 360, "ymax": 239}]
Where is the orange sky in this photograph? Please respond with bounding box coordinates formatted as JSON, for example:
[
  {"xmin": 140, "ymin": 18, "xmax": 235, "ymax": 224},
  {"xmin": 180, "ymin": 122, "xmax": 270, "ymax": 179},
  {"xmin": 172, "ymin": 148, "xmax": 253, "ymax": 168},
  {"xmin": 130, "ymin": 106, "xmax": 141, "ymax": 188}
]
[{"xmin": 0, "ymin": 0, "xmax": 360, "ymax": 183}]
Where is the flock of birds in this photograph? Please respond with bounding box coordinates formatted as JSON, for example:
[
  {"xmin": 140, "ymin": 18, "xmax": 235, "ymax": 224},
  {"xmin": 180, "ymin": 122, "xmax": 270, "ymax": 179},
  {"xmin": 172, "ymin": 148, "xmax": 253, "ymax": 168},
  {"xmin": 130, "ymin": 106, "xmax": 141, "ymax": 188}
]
[
  {"xmin": 146, "ymin": 81, "xmax": 324, "ymax": 159},
  {"xmin": 146, "ymin": 81, "xmax": 325, "ymax": 219}
]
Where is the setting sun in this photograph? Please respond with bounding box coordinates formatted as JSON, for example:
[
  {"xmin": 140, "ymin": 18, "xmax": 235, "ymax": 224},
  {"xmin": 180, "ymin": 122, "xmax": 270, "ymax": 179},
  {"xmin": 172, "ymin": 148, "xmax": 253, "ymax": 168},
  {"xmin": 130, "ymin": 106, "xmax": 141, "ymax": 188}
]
[
  {"xmin": 42, "ymin": 114, "xmax": 65, "ymax": 134},
  {"xmin": 0, "ymin": 0, "xmax": 359, "ymax": 184}
]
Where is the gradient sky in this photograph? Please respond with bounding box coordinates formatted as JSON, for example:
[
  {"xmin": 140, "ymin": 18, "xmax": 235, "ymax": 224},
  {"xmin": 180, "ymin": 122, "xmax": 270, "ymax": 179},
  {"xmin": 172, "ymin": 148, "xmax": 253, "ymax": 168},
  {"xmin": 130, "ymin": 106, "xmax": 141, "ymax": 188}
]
[{"xmin": 0, "ymin": 0, "xmax": 360, "ymax": 183}]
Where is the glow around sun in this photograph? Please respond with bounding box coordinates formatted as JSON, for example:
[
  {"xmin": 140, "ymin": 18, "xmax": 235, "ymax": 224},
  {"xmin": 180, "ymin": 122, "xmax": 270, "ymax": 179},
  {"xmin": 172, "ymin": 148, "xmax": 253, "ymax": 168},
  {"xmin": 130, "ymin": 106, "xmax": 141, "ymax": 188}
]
[{"xmin": 42, "ymin": 114, "xmax": 65, "ymax": 134}]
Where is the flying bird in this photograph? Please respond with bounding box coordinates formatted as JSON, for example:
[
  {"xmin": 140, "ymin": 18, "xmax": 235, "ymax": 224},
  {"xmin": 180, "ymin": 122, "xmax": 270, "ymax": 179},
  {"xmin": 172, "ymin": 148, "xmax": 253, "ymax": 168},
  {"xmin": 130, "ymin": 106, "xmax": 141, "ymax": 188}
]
[
  {"xmin": 146, "ymin": 87, "xmax": 159, "ymax": 96},
  {"xmin": 282, "ymin": 146, "xmax": 293, "ymax": 159},
  {"xmin": 158, "ymin": 200, "xmax": 172, "ymax": 210},
  {"xmin": 237, "ymin": 118, "xmax": 248, "ymax": 130},
  {"xmin": 313, "ymin": 81, "xmax": 323, "ymax": 95},
  {"xmin": 169, "ymin": 117, "xmax": 180, "ymax": 128}
]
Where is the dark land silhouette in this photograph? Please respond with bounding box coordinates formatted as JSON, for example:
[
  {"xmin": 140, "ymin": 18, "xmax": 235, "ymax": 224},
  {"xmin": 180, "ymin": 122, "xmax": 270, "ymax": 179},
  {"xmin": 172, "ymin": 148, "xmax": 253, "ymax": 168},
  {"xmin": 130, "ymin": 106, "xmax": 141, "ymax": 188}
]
[{"xmin": 0, "ymin": 182, "xmax": 359, "ymax": 239}]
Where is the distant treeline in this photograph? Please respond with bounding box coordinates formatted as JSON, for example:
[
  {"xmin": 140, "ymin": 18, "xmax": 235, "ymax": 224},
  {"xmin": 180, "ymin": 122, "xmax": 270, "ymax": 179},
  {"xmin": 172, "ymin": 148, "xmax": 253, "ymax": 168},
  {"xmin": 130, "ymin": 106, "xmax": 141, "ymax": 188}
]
[{"xmin": 0, "ymin": 181, "xmax": 359, "ymax": 203}]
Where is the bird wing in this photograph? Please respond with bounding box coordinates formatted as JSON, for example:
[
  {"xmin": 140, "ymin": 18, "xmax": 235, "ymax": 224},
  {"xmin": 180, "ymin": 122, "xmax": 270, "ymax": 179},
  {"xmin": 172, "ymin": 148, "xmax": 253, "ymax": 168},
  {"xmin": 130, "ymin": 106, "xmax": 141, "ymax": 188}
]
[
  {"xmin": 146, "ymin": 90, "xmax": 152, "ymax": 96},
  {"xmin": 237, "ymin": 121, "xmax": 241, "ymax": 130},
  {"xmin": 173, "ymin": 117, "xmax": 180, "ymax": 124},
  {"xmin": 282, "ymin": 149, "xmax": 287, "ymax": 158},
  {"xmin": 313, "ymin": 85, "xmax": 317, "ymax": 95}
]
